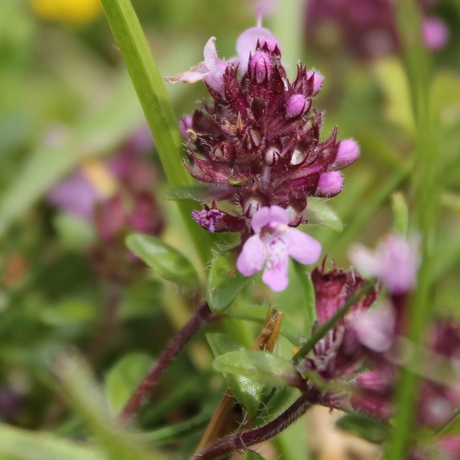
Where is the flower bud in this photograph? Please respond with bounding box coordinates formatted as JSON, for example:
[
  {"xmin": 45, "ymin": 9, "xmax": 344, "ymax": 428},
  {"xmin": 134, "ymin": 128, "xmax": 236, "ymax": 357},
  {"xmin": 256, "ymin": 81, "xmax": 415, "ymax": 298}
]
[
  {"xmin": 333, "ymin": 139, "xmax": 359, "ymax": 168},
  {"xmin": 180, "ymin": 115, "xmax": 193, "ymax": 139},
  {"xmin": 316, "ymin": 171, "xmax": 343, "ymax": 196},
  {"xmin": 286, "ymin": 94, "xmax": 307, "ymax": 119},
  {"xmin": 250, "ymin": 52, "xmax": 271, "ymax": 84},
  {"xmin": 307, "ymin": 70, "xmax": 324, "ymax": 95}
]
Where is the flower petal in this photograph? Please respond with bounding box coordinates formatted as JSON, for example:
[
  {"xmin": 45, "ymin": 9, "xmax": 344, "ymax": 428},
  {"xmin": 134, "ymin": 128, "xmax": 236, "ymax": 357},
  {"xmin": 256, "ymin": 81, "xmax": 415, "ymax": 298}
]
[
  {"xmin": 251, "ymin": 205, "xmax": 288, "ymax": 233},
  {"xmin": 262, "ymin": 257, "xmax": 289, "ymax": 292},
  {"xmin": 236, "ymin": 234, "xmax": 266, "ymax": 276},
  {"xmin": 236, "ymin": 27, "xmax": 275, "ymax": 75},
  {"xmin": 286, "ymin": 228, "xmax": 322, "ymax": 265}
]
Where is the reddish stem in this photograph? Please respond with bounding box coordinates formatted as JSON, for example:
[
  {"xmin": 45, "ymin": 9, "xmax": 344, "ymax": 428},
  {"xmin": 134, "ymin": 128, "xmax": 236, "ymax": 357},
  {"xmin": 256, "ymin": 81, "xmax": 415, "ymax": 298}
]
[
  {"xmin": 193, "ymin": 389, "xmax": 320, "ymax": 460},
  {"xmin": 120, "ymin": 301, "xmax": 215, "ymax": 422}
]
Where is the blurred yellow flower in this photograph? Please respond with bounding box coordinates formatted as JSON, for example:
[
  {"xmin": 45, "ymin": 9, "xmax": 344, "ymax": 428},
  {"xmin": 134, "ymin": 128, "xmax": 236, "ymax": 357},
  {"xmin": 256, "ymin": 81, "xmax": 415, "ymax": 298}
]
[{"xmin": 30, "ymin": 0, "xmax": 102, "ymax": 26}]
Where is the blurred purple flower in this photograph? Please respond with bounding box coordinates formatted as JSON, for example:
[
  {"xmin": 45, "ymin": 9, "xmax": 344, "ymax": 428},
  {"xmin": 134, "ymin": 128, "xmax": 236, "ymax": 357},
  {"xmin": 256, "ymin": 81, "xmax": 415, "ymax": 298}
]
[
  {"xmin": 305, "ymin": 0, "xmax": 449, "ymax": 60},
  {"xmin": 236, "ymin": 205, "xmax": 321, "ymax": 291},
  {"xmin": 349, "ymin": 233, "xmax": 421, "ymax": 295},
  {"xmin": 48, "ymin": 170, "xmax": 102, "ymax": 219}
]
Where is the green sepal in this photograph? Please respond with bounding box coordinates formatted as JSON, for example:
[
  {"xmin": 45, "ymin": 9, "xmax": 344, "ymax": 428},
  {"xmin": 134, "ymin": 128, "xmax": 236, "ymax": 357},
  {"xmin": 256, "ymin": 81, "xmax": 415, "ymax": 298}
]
[
  {"xmin": 126, "ymin": 233, "xmax": 200, "ymax": 287},
  {"xmin": 206, "ymin": 250, "xmax": 249, "ymax": 313}
]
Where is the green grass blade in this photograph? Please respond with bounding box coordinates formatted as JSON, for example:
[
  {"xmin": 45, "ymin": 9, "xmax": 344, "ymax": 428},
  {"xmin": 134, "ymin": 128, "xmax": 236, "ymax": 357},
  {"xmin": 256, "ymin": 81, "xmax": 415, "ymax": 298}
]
[{"xmin": 100, "ymin": 0, "xmax": 213, "ymax": 266}]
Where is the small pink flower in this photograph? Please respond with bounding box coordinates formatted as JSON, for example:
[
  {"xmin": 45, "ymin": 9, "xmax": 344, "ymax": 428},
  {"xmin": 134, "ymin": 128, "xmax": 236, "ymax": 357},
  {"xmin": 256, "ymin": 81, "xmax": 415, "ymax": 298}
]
[
  {"xmin": 164, "ymin": 37, "xmax": 227, "ymax": 93},
  {"xmin": 349, "ymin": 233, "xmax": 420, "ymax": 295},
  {"xmin": 236, "ymin": 205, "xmax": 321, "ymax": 291}
]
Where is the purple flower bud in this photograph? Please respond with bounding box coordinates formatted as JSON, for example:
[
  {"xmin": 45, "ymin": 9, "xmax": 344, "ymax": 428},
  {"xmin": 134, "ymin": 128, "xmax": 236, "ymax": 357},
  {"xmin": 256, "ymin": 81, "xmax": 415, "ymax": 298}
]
[
  {"xmin": 286, "ymin": 94, "xmax": 307, "ymax": 119},
  {"xmin": 316, "ymin": 171, "xmax": 343, "ymax": 197},
  {"xmin": 191, "ymin": 207, "xmax": 225, "ymax": 233},
  {"xmin": 250, "ymin": 52, "xmax": 271, "ymax": 84},
  {"xmin": 333, "ymin": 139, "xmax": 360, "ymax": 169},
  {"xmin": 180, "ymin": 115, "xmax": 193, "ymax": 139},
  {"xmin": 307, "ymin": 70, "xmax": 324, "ymax": 95},
  {"xmin": 260, "ymin": 36, "xmax": 280, "ymax": 53},
  {"xmin": 236, "ymin": 27, "xmax": 279, "ymax": 75}
]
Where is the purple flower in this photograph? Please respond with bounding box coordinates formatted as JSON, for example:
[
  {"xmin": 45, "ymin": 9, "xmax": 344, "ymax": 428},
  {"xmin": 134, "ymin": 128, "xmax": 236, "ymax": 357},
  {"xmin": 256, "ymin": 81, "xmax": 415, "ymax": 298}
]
[
  {"xmin": 236, "ymin": 206, "xmax": 321, "ymax": 291},
  {"xmin": 349, "ymin": 233, "xmax": 421, "ymax": 295},
  {"xmin": 172, "ymin": 25, "xmax": 357, "ymax": 235},
  {"xmin": 164, "ymin": 37, "xmax": 227, "ymax": 93},
  {"xmin": 423, "ymin": 16, "xmax": 449, "ymax": 50}
]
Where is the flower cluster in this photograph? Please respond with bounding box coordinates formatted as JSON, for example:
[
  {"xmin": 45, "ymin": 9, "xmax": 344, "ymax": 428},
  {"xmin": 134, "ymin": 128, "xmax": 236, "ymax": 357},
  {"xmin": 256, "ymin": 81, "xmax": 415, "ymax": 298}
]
[
  {"xmin": 49, "ymin": 126, "xmax": 164, "ymax": 281},
  {"xmin": 294, "ymin": 239, "xmax": 460, "ymax": 459},
  {"xmin": 167, "ymin": 27, "xmax": 359, "ymax": 238},
  {"xmin": 305, "ymin": 0, "xmax": 448, "ymax": 60}
]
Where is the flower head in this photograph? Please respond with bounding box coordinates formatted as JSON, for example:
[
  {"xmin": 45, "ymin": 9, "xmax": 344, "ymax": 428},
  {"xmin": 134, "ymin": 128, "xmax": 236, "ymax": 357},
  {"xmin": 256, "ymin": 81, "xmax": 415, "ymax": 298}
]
[
  {"xmin": 167, "ymin": 26, "xmax": 358, "ymax": 235},
  {"xmin": 236, "ymin": 206, "xmax": 321, "ymax": 291}
]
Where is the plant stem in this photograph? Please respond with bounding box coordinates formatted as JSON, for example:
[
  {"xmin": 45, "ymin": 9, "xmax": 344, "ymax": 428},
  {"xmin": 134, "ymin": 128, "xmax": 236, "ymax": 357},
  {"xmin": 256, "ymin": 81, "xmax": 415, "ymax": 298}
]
[
  {"xmin": 193, "ymin": 390, "xmax": 318, "ymax": 460},
  {"xmin": 120, "ymin": 301, "xmax": 215, "ymax": 422},
  {"xmin": 100, "ymin": 0, "xmax": 214, "ymax": 267}
]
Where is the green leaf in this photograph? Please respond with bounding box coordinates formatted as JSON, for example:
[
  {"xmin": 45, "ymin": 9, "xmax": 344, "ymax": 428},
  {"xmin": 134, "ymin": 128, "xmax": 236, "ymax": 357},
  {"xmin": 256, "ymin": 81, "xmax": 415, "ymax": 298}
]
[
  {"xmin": 0, "ymin": 422, "xmax": 105, "ymax": 460},
  {"xmin": 207, "ymin": 333, "xmax": 263, "ymax": 417},
  {"xmin": 293, "ymin": 263, "xmax": 316, "ymax": 335},
  {"xmin": 213, "ymin": 350, "xmax": 301, "ymax": 388},
  {"xmin": 126, "ymin": 233, "xmax": 199, "ymax": 287},
  {"xmin": 41, "ymin": 300, "xmax": 98, "ymax": 327},
  {"xmin": 336, "ymin": 414, "xmax": 388, "ymax": 444},
  {"xmin": 105, "ymin": 353, "xmax": 153, "ymax": 413},
  {"xmin": 303, "ymin": 198, "xmax": 343, "ymax": 232},
  {"xmin": 206, "ymin": 251, "xmax": 249, "ymax": 313}
]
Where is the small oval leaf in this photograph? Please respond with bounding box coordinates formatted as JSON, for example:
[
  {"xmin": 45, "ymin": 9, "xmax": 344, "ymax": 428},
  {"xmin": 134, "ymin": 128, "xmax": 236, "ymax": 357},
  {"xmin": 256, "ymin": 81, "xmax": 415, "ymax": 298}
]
[
  {"xmin": 213, "ymin": 350, "xmax": 301, "ymax": 388},
  {"xmin": 206, "ymin": 251, "xmax": 249, "ymax": 313},
  {"xmin": 304, "ymin": 198, "xmax": 343, "ymax": 232},
  {"xmin": 207, "ymin": 333, "xmax": 263, "ymax": 417},
  {"xmin": 126, "ymin": 233, "xmax": 199, "ymax": 286},
  {"xmin": 105, "ymin": 353, "xmax": 153, "ymax": 413}
]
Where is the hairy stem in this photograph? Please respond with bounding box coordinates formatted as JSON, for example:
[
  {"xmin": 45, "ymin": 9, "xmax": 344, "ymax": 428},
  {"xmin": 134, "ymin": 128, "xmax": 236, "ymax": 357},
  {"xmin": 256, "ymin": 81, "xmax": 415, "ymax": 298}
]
[
  {"xmin": 120, "ymin": 301, "xmax": 215, "ymax": 422},
  {"xmin": 193, "ymin": 390, "xmax": 318, "ymax": 460}
]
